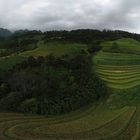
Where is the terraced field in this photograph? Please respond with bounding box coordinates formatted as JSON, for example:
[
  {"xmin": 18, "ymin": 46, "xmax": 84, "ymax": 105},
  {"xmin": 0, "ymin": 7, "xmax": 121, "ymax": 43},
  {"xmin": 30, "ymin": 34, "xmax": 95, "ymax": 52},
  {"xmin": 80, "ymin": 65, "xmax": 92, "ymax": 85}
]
[
  {"xmin": 92, "ymin": 38, "xmax": 140, "ymax": 139},
  {"xmin": 93, "ymin": 38, "xmax": 140, "ymax": 89},
  {"xmin": 94, "ymin": 64, "xmax": 140, "ymax": 89},
  {"xmin": 0, "ymin": 104, "xmax": 137, "ymax": 140}
]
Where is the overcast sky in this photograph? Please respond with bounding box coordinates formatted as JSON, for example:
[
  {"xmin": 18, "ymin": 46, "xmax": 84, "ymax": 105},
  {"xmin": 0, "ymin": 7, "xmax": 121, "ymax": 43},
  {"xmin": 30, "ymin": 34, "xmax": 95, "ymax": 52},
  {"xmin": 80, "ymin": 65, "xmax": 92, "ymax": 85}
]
[{"xmin": 0, "ymin": 0, "xmax": 140, "ymax": 33}]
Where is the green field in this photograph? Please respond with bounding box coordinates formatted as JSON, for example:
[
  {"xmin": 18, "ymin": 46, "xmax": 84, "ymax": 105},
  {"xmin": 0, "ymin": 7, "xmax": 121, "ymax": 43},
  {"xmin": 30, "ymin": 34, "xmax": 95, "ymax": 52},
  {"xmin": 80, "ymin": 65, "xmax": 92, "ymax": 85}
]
[
  {"xmin": 0, "ymin": 104, "xmax": 137, "ymax": 140},
  {"xmin": 21, "ymin": 42, "xmax": 87, "ymax": 57},
  {"xmin": 91, "ymin": 38, "xmax": 140, "ymax": 139},
  {"xmin": 93, "ymin": 38, "xmax": 140, "ymax": 89},
  {"xmin": 102, "ymin": 38, "xmax": 140, "ymax": 54},
  {"xmin": 0, "ymin": 38, "xmax": 140, "ymax": 139}
]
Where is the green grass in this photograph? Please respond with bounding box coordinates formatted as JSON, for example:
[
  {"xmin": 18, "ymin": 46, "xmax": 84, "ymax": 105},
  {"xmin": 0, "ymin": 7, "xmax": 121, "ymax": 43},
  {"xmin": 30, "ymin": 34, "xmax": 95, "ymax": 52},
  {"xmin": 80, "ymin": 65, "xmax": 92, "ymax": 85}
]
[
  {"xmin": 113, "ymin": 106, "xmax": 140, "ymax": 140},
  {"xmin": 20, "ymin": 42, "xmax": 87, "ymax": 57},
  {"xmin": 93, "ymin": 64, "xmax": 140, "ymax": 89},
  {"xmin": 93, "ymin": 52, "xmax": 140, "ymax": 65},
  {"xmin": 93, "ymin": 38, "xmax": 140, "ymax": 89},
  {"xmin": 94, "ymin": 38, "xmax": 140, "ymax": 66},
  {"xmin": 90, "ymin": 38, "xmax": 140, "ymax": 139},
  {"xmin": 93, "ymin": 38, "xmax": 140, "ymax": 111},
  {"xmin": 0, "ymin": 41, "xmax": 86, "ymax": 75},
  {"xmin": 102, "ymin": 38, "xmax": 140, "ymax": 54},
  {"xmin": 0, "ymin": 104, "xmax": 135, "ymax": 140}
]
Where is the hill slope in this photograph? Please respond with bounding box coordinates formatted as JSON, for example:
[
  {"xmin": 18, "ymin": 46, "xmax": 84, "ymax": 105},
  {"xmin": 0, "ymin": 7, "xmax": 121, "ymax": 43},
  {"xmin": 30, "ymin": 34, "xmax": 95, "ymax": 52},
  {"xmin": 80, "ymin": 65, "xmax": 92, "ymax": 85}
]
[
  {"xmin": 93, "ymin": 38, "xmax": 140, "ymax": 89},
  {"xmin": 21, "ymin": 41, "xmax": 87, "ymax": 57}
]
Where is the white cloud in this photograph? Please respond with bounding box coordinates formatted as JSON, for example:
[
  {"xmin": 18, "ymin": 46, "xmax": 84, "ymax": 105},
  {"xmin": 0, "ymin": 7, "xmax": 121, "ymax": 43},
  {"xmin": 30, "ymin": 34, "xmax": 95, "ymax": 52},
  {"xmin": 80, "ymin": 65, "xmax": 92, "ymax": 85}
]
[{"xmin": 0, "ymin": 0, "xmax": 140, "ymax": 33}]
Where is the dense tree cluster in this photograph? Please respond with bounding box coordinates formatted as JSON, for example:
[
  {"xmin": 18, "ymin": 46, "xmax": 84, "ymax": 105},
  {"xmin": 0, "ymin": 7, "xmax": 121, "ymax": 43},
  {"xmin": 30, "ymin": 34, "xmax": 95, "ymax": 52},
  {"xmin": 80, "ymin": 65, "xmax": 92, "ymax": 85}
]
[
  {"xmin": 87, "ymin": 41, "xmax": 102, "ymax": 54},
  {"xmin": 0, "ymin": 52, "xmax": 108, "ymax": 115}
]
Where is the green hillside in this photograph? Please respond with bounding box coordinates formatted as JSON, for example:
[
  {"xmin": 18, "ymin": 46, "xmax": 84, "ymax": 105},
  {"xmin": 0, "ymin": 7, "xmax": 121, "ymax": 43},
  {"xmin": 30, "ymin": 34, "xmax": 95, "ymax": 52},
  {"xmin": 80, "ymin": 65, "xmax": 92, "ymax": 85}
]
[
  {"xmin": 21, "ymin": 41, "xmax": 87, "ymax": 57},
  {"xmin": 0, "ymin": 55, "xmax": 26, "ymax": 71},
  {"xmin": 93, "ymin": 38, "xmax": 140, "ymax": 89},
  {"xmin": 0, "ymin": 41, "xmax": 86, "ymax": 73},
  {"xmin": 102, "ymin": 38, "xmax": 140, "ymax": 54},
  {"xmin": 0, "ymin": 37, "xmax": 140, "ymax": 140},
  {"xmin": 92, "ymin": 38, "xmax": 140, "ymax": 135}
]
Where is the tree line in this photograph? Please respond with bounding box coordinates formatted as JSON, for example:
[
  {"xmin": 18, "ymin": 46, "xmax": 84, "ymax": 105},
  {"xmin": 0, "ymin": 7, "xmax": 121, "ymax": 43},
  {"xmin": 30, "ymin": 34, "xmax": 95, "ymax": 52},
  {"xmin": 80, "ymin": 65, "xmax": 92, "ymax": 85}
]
[{"xmin": 44, "ymin": 29, "xmax": 140, "ymax": 43}]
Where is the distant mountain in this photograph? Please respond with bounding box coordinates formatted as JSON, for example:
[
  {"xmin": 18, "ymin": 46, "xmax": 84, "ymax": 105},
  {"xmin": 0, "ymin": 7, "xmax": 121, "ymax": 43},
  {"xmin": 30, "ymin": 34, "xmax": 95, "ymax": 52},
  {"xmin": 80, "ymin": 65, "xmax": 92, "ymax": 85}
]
[{"xmin": 0, "ymin": 28, "xmax": 12, "ymax": 37}]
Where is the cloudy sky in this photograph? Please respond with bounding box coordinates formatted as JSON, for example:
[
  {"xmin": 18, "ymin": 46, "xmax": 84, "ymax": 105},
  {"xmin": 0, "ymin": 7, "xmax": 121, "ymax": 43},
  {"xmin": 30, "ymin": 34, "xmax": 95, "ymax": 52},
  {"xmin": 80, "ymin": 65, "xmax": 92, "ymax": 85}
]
[{"xmin": 0, "ymin": 0, "xmax": 140, "ymax": 33}]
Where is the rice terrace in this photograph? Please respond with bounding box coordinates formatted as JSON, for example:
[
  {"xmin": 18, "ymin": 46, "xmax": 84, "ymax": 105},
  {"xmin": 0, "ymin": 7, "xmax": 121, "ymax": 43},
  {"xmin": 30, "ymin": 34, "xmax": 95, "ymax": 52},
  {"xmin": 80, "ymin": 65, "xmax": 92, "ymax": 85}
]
[{"xmin": 0, "ymin": 29, "xmax": 139, "ymax": 140}]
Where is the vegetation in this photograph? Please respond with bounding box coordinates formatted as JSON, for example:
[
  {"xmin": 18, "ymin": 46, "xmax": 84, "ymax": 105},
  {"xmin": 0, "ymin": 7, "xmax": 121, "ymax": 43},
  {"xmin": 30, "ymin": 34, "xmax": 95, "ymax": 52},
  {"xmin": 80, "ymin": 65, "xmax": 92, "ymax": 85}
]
[
  {"xmin": 102, "ymin": 38, "xmax": 140, "ymax": 54},
  {"xmin": 44, "ymin": 29, "xmax": 140, "ymax": 43},
  {"xmin": 21, "ymin": 41, "xmax": 87, "ymax": 57},
  {"xmin": 0, "ymin": 29, "xmax": 139, "ymax": 139},
  {"xmin": 0, "ymin": 105, "xmax": 136, "ymax": 140}
]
